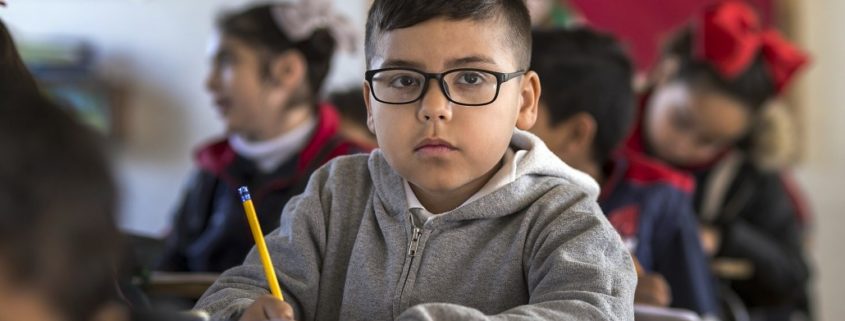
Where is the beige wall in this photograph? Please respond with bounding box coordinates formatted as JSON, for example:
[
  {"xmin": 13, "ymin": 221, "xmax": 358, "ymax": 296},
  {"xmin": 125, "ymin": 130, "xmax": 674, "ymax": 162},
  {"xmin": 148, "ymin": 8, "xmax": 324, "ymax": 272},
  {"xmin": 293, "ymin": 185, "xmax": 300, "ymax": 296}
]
[{"xmin": 795, "ymin": 1, "xmax": 845, "ymax": 320}]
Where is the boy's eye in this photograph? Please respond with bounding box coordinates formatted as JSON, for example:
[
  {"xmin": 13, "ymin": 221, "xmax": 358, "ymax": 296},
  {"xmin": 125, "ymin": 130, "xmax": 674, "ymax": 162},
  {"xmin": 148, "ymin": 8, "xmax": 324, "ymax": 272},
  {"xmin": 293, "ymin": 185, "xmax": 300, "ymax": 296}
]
[
  {"xmin": 453, "ymin": 71, "xmax": 492, "ymax": 86},
  {"xmin": 388, "ymin": 74, "xmax": 421, "ymax": 88}
]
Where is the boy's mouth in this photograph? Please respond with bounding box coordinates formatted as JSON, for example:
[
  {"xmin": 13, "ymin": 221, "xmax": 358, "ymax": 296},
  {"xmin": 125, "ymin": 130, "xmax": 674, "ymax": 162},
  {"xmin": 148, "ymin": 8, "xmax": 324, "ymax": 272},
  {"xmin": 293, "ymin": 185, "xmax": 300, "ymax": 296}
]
[{"xmin": 414, "ymin": 138, "xmax": 458, "ymax": 154}]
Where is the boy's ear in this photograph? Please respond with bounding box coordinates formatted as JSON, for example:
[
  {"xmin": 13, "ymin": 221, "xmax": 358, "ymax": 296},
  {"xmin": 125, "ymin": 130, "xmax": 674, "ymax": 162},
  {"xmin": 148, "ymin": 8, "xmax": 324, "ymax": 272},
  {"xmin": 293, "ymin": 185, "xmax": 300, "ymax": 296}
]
[
  {"xmin": 567, "ymin": 112, "xmax": 598, "ymax": 153},
  {"xmin": 515, "ymin": 70, "xmax": 541, "ymax": 130},
  {"xmin": 362, "ymin": 82, "xmax": 376, "ymax": 135}
]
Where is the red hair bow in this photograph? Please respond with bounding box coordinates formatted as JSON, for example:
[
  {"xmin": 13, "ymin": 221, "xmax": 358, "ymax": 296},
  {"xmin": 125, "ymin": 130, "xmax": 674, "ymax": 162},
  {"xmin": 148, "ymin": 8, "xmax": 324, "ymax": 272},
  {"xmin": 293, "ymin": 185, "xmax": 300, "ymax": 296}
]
[{"xmin": 694, "ymin": 0, "xmax": 809, "ymax": 94}]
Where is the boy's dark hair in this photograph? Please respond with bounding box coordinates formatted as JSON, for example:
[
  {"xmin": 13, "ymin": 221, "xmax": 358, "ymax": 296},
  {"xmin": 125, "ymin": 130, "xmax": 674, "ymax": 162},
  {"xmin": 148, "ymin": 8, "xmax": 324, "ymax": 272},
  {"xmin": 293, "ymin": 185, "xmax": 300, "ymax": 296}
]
[
  {"xmin": 365, "ymin": 0, "xmax": 532, "ymax": 69},
  {"xmin": 665, "ymin": 28, "xmax": 775, "ymax": 112},
  {"xmin": 218, "ymin": 3, "xmax": 337, "ymax": 97},
  {"xmin": 0, "ymin": 95, "xmax": 121, "ymax": 321},
  {"xmin": 329, "ymin": 87, "xmax": 369, "ymax": 128},
  {"xmin": 531, "ymin": 28, "xmax": 634, "ymax": 165}
]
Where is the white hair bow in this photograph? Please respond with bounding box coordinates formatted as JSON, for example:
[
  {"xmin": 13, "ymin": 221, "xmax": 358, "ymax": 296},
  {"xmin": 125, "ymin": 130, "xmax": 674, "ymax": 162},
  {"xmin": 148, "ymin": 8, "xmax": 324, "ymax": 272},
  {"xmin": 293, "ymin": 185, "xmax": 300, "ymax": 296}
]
[{"xmin": 271, "ymin": 0, "xmax": 358, "ymax": 53}]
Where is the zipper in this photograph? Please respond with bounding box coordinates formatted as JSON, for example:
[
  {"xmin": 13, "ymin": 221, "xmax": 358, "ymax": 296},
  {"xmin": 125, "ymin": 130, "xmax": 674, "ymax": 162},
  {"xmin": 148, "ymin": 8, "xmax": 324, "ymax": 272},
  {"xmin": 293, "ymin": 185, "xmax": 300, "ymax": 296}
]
[
  {"xmin": 406, "ymin": 211, "xmax": 424, "ymax": 256},
  {"xmin": 395, "ymin": 212, "xmax": 424, "ymax": 316},
  {"xmin": 407, "ymin": 225, "xmax": 422, "ymax": 256}
]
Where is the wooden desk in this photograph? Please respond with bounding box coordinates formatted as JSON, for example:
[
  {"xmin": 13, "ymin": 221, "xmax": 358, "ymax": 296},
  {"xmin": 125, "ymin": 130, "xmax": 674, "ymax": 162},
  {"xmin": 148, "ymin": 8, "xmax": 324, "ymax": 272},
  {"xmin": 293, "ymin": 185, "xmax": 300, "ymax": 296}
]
[{"xmin": 142, "ymin": 272, "xmax": 220, "ymax": 299}]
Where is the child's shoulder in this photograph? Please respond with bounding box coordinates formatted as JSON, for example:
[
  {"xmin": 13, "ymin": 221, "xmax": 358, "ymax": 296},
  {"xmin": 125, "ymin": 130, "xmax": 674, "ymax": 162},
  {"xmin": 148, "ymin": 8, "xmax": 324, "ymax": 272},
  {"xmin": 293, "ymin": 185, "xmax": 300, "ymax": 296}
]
[
  {"xmin": 290, "ymin": 153, "xmax": 375, "ymax": 215},
  {"xmin": 194, "ymin": 137, "xmax": 235, "ymax": 175},
  {"xmin": 313, "ymin": 153, "xmax": 373, "ymax": 182}
]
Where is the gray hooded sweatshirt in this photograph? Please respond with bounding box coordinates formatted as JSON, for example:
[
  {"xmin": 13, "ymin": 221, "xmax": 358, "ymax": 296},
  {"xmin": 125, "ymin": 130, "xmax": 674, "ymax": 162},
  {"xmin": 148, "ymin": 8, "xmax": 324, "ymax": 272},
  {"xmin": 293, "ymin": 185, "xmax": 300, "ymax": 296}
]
[{"xmin": 195, "ymin": 130, "xmax": 636, "ymax": 321}]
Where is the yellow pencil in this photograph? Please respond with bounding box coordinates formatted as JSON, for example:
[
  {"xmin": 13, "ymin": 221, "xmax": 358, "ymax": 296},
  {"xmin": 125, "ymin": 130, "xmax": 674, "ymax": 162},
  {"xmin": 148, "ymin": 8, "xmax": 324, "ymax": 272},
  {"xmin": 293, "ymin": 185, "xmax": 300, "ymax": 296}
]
[{"xmin": 238, "ymin": 186, "xmax": 284, "ymax": 301}]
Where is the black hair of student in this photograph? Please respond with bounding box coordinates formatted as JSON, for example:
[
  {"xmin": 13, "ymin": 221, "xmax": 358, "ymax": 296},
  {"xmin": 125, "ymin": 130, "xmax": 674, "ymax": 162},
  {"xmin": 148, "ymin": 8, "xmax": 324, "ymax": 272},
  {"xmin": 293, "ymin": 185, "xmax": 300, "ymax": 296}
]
[
  {"xmin": 0, "ymin": 19, "xmax": 41, "ymax": 98},
  {"xmin": 365, "ymin": 0, "xmax": 532, "ymax": 69},
  {"xmin": 665, "ymin": 28, "xmax": 776, "ymax": 112},
  {"xmin": 218, "ymin": 3, "xmax": 337, "ymax": 99},
  {"xmin": 531, "ymin": 28, "xmax": 634, "ymax": 165},
  {"xmin": 329, "ymin": 87, "xmax": 369, "ymax": 128},
  {"xmin": 0, "ymin": 95, "xmax": 122, "ymax": 321}
]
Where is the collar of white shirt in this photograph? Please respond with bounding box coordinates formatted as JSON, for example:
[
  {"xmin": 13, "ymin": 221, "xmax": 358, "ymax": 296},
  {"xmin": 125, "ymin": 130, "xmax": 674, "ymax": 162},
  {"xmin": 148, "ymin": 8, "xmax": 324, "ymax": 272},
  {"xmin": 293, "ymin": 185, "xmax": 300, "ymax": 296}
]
[
  {"xmin": 228, "ymin": 117, "xmax": 317, "ymax": 173},
  {"xmin": 403, "ymin": 147, "xmax": 526, "ymax": 222}
]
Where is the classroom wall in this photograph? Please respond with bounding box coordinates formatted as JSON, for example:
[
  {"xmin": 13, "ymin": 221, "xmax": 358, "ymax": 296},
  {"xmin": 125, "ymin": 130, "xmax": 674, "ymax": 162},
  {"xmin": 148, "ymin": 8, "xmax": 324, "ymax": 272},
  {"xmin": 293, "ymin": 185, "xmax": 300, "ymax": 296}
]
[
  {"xmin": 795, "ymin": 1, "xmax": 845, "ymax": 320},
  {"xmin": 0, "ymin": 0, "xmax": 367, "ymax": 236}
]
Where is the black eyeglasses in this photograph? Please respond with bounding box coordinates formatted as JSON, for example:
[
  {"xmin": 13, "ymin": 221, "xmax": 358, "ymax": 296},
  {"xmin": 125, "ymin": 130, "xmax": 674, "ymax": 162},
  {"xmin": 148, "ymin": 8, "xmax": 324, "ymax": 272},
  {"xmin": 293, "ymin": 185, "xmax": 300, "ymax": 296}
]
[{"xmin": 365, "ymin": 68, "xmax": 525, "ymax": 106}]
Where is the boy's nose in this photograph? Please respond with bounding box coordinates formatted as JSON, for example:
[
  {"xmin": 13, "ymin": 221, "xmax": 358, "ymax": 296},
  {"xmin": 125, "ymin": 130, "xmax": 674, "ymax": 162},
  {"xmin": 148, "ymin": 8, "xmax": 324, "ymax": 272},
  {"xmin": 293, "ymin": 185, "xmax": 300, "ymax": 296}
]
[{"xmin": 417, "ymin": 81, "xmax": 452, "ymax": 122}]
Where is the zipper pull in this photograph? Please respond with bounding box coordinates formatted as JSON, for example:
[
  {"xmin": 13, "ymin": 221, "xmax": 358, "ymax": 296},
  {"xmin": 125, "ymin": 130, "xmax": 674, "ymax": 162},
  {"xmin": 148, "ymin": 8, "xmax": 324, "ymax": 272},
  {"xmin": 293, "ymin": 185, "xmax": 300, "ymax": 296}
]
[
  {"xmin": 407, "ymin": 212, "xmax": 423, "ymax": 257},
  {"xmin": 408, "ymin": 227, "xmax": 422, "ymax": 256}
]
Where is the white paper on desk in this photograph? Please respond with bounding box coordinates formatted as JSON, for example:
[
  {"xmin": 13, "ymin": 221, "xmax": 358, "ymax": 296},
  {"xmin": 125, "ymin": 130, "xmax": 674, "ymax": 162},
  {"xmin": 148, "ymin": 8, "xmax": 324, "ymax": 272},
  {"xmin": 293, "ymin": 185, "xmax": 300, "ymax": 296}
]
[{"xmin": 634, "ymin": 304, "xmax": 702, "ymax": 321}]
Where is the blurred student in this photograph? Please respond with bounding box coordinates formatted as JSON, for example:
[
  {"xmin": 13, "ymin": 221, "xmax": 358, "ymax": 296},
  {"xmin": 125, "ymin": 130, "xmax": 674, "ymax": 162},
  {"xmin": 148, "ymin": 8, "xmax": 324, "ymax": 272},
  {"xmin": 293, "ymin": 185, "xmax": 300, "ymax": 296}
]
[
  {"xmin": 530, "ymin": 28, "xmax": 719, "ymax": 318},
  {"xmin": 158, "ymin": 2, "xmax": 370, "ymax": 273},
  {"xmin": 0, "ymin": 24, "xmax": 124, "ymax": 317},
  {"xmin": 1, "ymin": 19, "xmax": 119, "ymax": 321},
  {"xmin": 0, "ymin": 96, "xmax": 211, "ymax": 321},
  {"xmin": 0, "ymin": 18, "xmax": 202, "ymax": 321},
  {"xmin": 624, "ymin": 1, "xmax": 812, "ymax": 319}
]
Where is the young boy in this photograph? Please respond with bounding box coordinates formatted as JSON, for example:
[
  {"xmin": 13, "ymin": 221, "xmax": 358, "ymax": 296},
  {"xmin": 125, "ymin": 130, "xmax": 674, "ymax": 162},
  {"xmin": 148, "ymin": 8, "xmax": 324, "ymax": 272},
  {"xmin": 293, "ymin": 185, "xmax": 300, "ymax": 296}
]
[
  {"xmin": 195, "ymin": 1, "xmax": 636, "ymax": 320},
  {"xmin": 529, "ymin": 28, "xmax": 719, "ymax": 318}
]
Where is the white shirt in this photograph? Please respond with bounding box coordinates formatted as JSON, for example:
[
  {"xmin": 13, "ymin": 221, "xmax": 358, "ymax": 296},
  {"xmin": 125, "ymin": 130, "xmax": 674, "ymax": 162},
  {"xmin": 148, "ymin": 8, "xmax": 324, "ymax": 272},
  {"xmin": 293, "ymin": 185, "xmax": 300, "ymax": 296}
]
[{"xmin": 228, "ymin": 118, "xmax": 317, "ymax": 173}]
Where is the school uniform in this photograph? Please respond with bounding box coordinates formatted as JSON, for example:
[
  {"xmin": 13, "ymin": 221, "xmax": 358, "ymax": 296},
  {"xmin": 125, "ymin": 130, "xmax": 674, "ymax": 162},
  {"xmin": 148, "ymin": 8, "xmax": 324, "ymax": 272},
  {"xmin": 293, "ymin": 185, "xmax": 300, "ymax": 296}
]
[
  {"xmin": 158, "ymin": 104, "xmax": 371, "ymax": 273},
  {"xmin": 600, "ymin": 151, "xmax": 719, "ymax": 317},
  {"xmin": 625, "ymin": 93, "xmax": 812, "ymax": 320}
]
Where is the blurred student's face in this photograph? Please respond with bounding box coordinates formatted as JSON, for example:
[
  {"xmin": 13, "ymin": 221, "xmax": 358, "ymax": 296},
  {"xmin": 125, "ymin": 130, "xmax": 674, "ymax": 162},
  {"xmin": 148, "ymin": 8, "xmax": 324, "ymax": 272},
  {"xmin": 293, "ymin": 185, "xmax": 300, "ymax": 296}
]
[
  {"xmin": 0, "ymin": 260, "xmax": 128, "ymax": 321},
  {"xmin": 205, "ymin": 32, "xmax": 298, "ymax": 140},
  {"xmin": 0, "ymin": 263, "xmax": 62, "ymax": 321},
  {"xmin": 645, "ymin": 81, "xmax": 751, "ymax": 167},
  {"xmin": 364, "ymin": 17, "xmax": 539, "ymax": 213}
]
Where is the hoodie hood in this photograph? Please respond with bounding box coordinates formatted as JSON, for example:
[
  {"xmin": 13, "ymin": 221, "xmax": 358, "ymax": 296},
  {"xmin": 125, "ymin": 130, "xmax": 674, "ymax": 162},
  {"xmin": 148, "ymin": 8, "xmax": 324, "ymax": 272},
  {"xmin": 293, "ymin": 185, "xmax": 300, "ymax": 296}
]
[{"xmin": 368, "ymin": 129, "xmax": 600, "ymax": 225}]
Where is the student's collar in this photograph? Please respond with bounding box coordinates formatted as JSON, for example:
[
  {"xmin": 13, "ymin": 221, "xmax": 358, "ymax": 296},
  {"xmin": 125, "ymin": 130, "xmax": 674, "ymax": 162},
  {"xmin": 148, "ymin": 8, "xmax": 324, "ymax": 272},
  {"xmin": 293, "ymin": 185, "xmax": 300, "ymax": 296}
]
[
  {"xmin": 403, "ymin": 147, "xmax": 524, "ymax": 218},
  {"xmin": 229, "ymin": 117, "xmax": 317, "ymax": 173}
]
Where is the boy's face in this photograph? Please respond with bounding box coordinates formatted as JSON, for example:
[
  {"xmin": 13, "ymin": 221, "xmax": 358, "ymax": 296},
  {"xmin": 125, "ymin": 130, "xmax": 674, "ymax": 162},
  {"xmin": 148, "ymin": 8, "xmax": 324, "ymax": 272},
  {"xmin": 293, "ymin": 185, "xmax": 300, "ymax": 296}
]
[{"xmin": 364, "ymin": 17, "xmax": 539, "ymax": 209}]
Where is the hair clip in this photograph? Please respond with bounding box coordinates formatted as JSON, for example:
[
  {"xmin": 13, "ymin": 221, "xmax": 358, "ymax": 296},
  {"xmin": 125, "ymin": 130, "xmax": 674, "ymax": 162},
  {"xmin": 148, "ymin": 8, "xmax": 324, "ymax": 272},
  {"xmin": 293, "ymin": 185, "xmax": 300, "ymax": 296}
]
[
  {"xmin": 694, "ymin": 0, "xmax": 808, "ymax": 93},
  {"xmin": 271, "ymin": 0, "xmax": 358, "ymax": 53}
]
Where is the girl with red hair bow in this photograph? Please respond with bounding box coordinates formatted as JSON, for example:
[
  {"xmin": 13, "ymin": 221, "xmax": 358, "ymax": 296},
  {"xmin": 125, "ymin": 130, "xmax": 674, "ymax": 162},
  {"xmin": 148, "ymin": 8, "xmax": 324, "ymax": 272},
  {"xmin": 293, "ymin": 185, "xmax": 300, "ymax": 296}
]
[{"xmin": 623, "ymin": 1, "xmax": 813, "ymax": 320}]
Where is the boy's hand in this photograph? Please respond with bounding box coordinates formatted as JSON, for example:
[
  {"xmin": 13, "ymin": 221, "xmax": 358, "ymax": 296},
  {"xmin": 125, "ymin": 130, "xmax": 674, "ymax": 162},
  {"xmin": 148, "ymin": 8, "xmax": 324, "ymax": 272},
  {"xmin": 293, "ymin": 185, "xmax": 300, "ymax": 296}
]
[
  {"xmin": 239, "ymin": 295, "xmax": 295, "ymax": 321},
  {"xmin": 635, "ymin": 273, "xmax": 672, "ymax": 307},
  {"xmin": 632, "ymin": 256, "xmax": 671, "ymax": 307}
]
